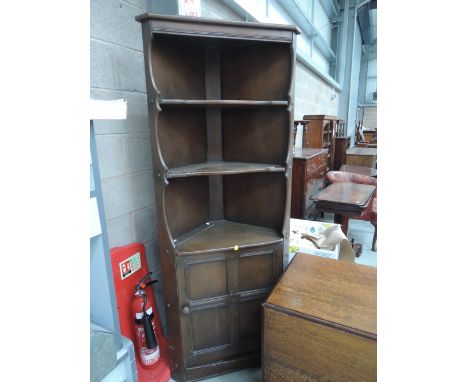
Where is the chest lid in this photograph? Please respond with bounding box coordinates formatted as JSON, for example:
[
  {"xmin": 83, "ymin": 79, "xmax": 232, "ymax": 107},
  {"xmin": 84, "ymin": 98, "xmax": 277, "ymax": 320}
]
[{"xmin": 266, "ymin": 253, "xmax": 376, "ymax": 337}]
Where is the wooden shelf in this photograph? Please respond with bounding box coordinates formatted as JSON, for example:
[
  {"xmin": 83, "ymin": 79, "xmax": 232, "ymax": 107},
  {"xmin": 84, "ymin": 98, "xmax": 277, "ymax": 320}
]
[
  {"xmin": 167, "ymin": 161, "xmax": 285, "ymax": 178},
  {"xmin": 159, "ymin": 99, "xmax": 288, "ymax": 107},
  {"xmin": 175, "ymin": 220, "xmax": 282, "ymax": 255}
]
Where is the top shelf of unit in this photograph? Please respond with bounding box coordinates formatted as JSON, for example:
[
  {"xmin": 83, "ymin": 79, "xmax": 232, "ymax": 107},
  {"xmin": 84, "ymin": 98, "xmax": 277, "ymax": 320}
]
[
  {"xmin": 159, "ymin": 99, "xmax": 288, "ymax": 108},
  {"xmin": 175, "ymin": 220, "xmax": 283, "ymax": 255},
  {"xmin": 167, "ymin": 161, "xmax": 285, "ymax": 178},
  {"xmin": 135, "ymin": 13, "xmax": 299, "ymax": 43}
]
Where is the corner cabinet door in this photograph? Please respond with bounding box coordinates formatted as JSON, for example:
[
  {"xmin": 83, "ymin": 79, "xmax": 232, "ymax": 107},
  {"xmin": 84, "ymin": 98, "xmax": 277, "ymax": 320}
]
[
  {"xmin": 176, "ymin": 244, "xmax": 283, "ymax": 368},
  {"xmin": 176, "ymin": 252, "xmax": 233, "ymax": 368}
]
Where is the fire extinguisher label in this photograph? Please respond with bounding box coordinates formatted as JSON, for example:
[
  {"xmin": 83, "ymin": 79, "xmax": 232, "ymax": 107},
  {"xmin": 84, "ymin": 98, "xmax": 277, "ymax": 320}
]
[
  {"xmin": 119, "ymin": 252, "xmax": 142, "ymax": 280},
  {"xmin": 135, "ymin": 307, "xmax": 153, "ymax": 320}
]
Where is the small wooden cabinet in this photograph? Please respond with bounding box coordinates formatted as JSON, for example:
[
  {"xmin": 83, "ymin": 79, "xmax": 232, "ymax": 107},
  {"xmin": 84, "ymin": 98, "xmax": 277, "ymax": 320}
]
[
  {"xmin": 263, "ymin": 253, "xmax": 377, "ymax": 382},
  {"xmin": 137, "ymin": 14, "xmax": 298, "ymax": 381},
  {"xmin": 301, "ymin": 115, "xmax": 339, "ymax": 170},
  {"xmin": 291, "ymin": 148, "xmax": 328, "ymax": 219}
]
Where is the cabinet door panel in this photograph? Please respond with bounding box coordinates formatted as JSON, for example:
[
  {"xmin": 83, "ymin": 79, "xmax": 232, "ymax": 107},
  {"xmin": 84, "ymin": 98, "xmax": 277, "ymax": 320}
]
[
  {"xmin": 239, "ymin": 251, "xmax": 273, "ymax": 292},
  {"xmin": 187, "ymin": 259, "xmax": 228, "ymax": 300},
  {"xmin": 238, "ymin": 298, "xmax": 263, "ymax": 343},
  {"xmin": 191, "ymin": 305, "xmax": 231, "ymax": 351}
]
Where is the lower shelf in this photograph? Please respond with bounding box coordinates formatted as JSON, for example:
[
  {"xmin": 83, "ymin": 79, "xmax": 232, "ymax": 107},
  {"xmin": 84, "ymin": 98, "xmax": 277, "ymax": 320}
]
[{"xmin": 175, "ymin": 220, "xmax": 282, "ymax": 255}]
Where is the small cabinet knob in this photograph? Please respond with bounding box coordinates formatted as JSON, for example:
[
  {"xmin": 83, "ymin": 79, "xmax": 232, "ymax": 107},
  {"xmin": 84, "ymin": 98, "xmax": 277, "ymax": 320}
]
[{"xmin": 182, "ymin": 306, "xmax": 190, "ymax": 315}]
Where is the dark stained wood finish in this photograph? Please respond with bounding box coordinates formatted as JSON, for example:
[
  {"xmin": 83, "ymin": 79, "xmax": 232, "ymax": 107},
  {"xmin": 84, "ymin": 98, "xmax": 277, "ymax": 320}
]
[
  {"xmin": 224, "ymin": 172, "xmax": 286, "ymax": 231},
  {"xmin": 175, "ymin": 220, "xmax": 282, "ymax": 255},
  {"xmin": 165, "ymin": 176, "xmax": 210, "ymax": 239},
  {"xmin": 152, "ymin": 34, "xmax": 205, "ymax": 100},
  {"xmin": 157, "ymin": 108, "xmax": 207, "ymax": 169},
  {"xmin": 136, "ymin": 13, "xmax": 299, "ymax": 43},
  {"xmin": 167, "ymin": 161, "xmax": 285, "ymax": 178},
  {"xmin": 177, "ymin": 243, "xmax": 283, "ymax": 370},
  {"xmin": 313, "ymin": 182, "xmax": 375, "ymax": 209},
  {"xmin": 223, "ymin": 108, "xmax": 289, "ymax": 165},
  {"xmin": 263, "ymin": 253, "xmax": 376, "ymax": 382},
  {"xmin": 333, "ymin": 136, "xmax": 351, "ymax": 170},
  {"xmin": 290, "ymin": 148, "xmax": 328, "ymax": 219},
  {"xmin": 137, "ymin": 14, "xmax": 297, "ymax": 381},
  {"xmin": 159, "ymin": 99, "xmax": 288, "ymax": 107},
  {"xmin": 221, "ymin": 42, "xmax": 291, "ymax": 100},
  {"xmin": 340, "ymin": 164, "xmax": 377, "ymax": 177}
]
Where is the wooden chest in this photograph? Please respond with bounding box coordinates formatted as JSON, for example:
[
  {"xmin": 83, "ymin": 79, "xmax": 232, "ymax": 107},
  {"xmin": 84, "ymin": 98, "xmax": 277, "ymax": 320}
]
[
  {"xmin": 346, "ymin": 147, "xmax": 377, "ymax": 168},
  {"xmin": 263, "ymin": 253, "xmax": 377, "ymax": 382},
  {"xmin": 291, "ymin": 148, "xmax": 329, "ymax": 219}
]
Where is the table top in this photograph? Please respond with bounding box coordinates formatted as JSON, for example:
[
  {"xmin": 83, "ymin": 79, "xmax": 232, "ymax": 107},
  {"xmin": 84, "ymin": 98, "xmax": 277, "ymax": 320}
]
[
  {"xmin": 313, "ymin": 183, "xmax": 376, "ymax": 213},
  {"xmin": 340, "ymin": 164, "xmax": 377, "ymax": 177},
  {"xmin": 303, "ymin": 114, "xmax": 339, "ymax": 121},
  {"xmin": 266, "ymin": 253, "xmax": 377, "ymax": 337},
  {"xmin": 346, "ymin": 147, "xmax": 377, "ymax": 156},
  {"xmin": 293, "ymin": 147, "xmax": 328, "ymax": 160}
]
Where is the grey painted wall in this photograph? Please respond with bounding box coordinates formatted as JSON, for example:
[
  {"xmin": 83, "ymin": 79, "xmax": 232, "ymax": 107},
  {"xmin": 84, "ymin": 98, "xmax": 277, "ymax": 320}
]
[{"xmin": 90, "ymin": 0, "xmax": 167, "ymax": 328}]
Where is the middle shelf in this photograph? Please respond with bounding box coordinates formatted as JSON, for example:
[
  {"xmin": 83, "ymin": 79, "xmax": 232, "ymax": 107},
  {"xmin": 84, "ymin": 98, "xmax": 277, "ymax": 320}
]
[
  {"xmin": 159, "ymin": 99, "xmax": 289, "ymax": 108},
  {"xmin": 167, "ymin": 161, "xmax": 286, "ymax": 178}
]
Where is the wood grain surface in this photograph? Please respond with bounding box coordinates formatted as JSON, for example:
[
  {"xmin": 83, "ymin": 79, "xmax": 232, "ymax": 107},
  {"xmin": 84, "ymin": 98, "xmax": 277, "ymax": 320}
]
[
  {"xmin": 313, "ymin": 182, "xmax": 375, "ymax": 208},
  {"xmin": 267, "ymin": 253, "xmax": 376, "ymax": 336},
  {"xmin": 263, "ymin": 253, "xmax": 377, "ymax": 382}
]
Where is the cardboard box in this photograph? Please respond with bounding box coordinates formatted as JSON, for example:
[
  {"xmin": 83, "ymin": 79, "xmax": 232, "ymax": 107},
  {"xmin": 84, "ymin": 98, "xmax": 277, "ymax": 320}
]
[{"xmin": 288, "ymin": 218, "xmax": 341, "ymax": 262}]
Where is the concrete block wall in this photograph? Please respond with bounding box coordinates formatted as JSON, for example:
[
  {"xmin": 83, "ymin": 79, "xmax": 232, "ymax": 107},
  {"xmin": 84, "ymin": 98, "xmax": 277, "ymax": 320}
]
[
  {"xmin": 294, "ymin": 61, "xmax": 340, "ymax": 119},
  {"xmin": 90, "ymin": 0, "xmax": 167, "ymax": 327}
]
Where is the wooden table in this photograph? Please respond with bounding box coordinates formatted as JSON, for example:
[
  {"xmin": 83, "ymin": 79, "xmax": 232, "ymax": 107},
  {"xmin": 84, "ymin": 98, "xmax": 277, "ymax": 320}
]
[
  {"xmin": 313, "ymin": 182, "xmax": 376, "ymax": 234},
  {"xmin": 340, "ymin": 164, "xmax": 377, "ymax": 177},
  {"xmin": 346, "ymin": 147, "xmax": 377, "ymax": 168},
  {"xmin": 263, "ymin": 253, "xmax": 377, "ymax": 382}
]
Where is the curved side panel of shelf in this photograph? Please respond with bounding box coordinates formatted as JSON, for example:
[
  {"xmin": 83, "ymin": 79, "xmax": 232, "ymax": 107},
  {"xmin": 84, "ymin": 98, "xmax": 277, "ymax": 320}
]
[
  {"xmin": 156, "ymin": 177, "xmax": 175, "ymax": 250},
  {"xmin": 281, "ymin": 36, "xmax": 297, "ymax": 268},
  {"xmin": 142, "ymin": 22, "xmax": 169, "ymax": 175}
]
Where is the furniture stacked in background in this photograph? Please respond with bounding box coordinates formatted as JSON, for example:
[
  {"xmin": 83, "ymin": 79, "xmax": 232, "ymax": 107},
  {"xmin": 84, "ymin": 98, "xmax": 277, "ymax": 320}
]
[
  {"xmin": 263, "ymin": 253, "xmax": 377, "ymax": 381},
  {"xmin": 346, "ymin": 147, "xmax": 377, "ymax": 168},
  {"xmin": 300, "ymin": 115, "xmax": 338, "ymax": 170},
  {"xmin": 292, "ymin": 115, "xmax": 347, "ymax": 219},
  {"xmin": 355, "ymin": 119, "xmax": 377, "ymax": 147},
  {"xmin": 333, "ymin": 136, "xmax": 351, "ymax": 170},
  {"xmin": 290, "ymin": 148, "xmax": 328, "ymax": 219},
  {"xmin": 137, "ymin": 14, "xmax": 298, "ymax": 381}
]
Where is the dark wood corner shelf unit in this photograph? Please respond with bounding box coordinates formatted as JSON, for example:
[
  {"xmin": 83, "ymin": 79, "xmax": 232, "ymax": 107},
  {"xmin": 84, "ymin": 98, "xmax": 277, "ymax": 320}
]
[{"xmin": 137, "ymin": 14, "xmax": 298, "ymax": 382}]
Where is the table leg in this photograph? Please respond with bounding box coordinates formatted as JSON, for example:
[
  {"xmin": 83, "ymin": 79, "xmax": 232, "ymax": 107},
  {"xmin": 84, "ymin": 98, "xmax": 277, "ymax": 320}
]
[{"xmin": 334, "ymin": 214, "xmax": 349, "ymax": 235}]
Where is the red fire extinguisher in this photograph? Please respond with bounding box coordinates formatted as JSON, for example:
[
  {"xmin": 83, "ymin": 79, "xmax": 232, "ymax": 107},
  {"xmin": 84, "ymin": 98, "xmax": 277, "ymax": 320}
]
[{"xmin": 131, "ymin": 272, "xmax": 161, "ymax": 369}]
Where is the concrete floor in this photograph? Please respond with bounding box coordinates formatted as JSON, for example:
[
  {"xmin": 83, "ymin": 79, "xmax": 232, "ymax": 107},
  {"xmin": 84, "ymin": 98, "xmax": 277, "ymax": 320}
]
[{"xmin": 170, "ymin": 215, "xmax": 377, "ymax": 381}]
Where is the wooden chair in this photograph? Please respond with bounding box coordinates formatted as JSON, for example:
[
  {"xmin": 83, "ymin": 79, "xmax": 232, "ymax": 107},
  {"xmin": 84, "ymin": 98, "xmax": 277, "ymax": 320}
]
[{"xmin": 326, "ymin": 171, "xmax": 377, "ymax": 251}]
